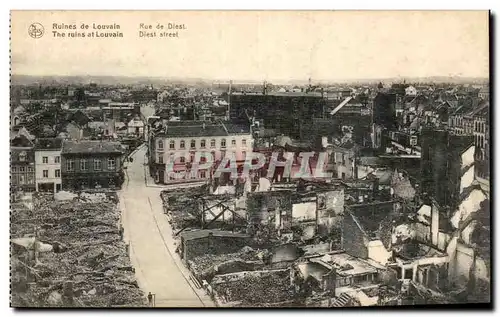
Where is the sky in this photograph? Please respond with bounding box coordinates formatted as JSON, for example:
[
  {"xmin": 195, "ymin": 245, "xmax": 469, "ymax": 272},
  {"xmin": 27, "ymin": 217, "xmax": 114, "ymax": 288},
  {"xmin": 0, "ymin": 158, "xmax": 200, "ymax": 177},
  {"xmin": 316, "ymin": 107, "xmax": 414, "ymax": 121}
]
[{"xmin": 11, "ymin": 11, "xmax": 490, "ymax": 82}]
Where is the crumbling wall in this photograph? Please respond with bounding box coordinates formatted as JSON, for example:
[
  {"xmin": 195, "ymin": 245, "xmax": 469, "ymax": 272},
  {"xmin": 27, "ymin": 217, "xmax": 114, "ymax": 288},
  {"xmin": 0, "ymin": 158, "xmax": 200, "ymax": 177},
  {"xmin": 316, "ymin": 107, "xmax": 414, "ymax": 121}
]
[
  {"xmin": 292, "ymin": 202, "xmax": 316, "ymax": 222},
  {"xmin": 413, "ymin": 222, "xmax": 431, "ymax": 243},
  {"xmin": 367, "ymin": 240, "xmax": 391, "ymax": 266},
  {"xmin": 452, "ymin": 242, "xmax": 474, "ymax": 287},
  {"xmin": 342, "ymin": 213, "xmax": 368, "ymax": 259}
]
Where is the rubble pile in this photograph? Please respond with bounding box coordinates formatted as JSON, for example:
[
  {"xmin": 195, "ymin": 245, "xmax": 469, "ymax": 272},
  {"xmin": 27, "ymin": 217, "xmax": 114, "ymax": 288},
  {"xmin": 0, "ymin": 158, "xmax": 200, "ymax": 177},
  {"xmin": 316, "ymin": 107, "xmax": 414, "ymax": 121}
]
[
  {"xmin": 161, "ymin": 190, "xmax": 203, "ymax": 231},
  {"xmin": 212, "ymin": 269, "xmax": 293, "ymax": 306},
  {"xmin": 10, "ymin": 192, "xmax": 146, "ymax": 307},
  {"xmin": 189, "ymin": 246, "xmax": 264, "ymax": 282}
]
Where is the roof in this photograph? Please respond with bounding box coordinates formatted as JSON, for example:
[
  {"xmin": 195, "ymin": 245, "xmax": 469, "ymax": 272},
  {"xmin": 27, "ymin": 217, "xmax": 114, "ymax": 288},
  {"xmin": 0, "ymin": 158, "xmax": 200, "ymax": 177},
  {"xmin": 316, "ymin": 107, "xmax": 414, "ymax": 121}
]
[
  {"xmin": 453, "ymin": 98, "xmax": 482, "ymax": 116},
  {"xmin": 69, "ymin": 110, "xmax": 91, "ymax": 126},
  {"xmin": 466, "ymin": 101, "xmax": 489, "ymax": 118},
  {"xmin": 34, "ymin": 138, "xmax": 63, "ymax": 150},
  {"xmin": 258, "ymin": 128, "xmax": 278, "ymax": 138},
  {"xmin": 11, "ymin": 126, "xmax": 35, "ymax": 142},
  {"xmin": 232, "ymin": 91, "xmax": 324, "ymax": 98},
  {"xmin": 10, "ymin": 134, "xmax": 34, "ymax": 148},
  {"xmin": 62, "ymin": 140, "xmax": 124, "ymax": 155},
  {"xmin": 180, "ymin": 229, "xmax": 249, "ymax": 241},
  {"xmin": 163, "ymin": 122, "xmax": 250, "ymax": 138}
]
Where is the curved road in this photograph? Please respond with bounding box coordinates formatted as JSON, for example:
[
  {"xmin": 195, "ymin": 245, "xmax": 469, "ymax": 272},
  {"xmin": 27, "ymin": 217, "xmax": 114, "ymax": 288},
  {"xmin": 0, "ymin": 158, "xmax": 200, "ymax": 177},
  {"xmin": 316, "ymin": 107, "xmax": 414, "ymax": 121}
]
[{"xmin": 119, "ymin": 145, "xmax": 213, "ymax": 307}]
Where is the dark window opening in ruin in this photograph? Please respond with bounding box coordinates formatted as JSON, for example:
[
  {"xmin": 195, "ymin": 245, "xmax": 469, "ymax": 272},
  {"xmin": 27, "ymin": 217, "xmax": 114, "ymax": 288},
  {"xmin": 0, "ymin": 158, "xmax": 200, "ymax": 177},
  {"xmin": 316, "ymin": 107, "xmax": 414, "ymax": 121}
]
[{"xmin": 404, "ymin": 269, "xmax": 413, "ymax": 280}]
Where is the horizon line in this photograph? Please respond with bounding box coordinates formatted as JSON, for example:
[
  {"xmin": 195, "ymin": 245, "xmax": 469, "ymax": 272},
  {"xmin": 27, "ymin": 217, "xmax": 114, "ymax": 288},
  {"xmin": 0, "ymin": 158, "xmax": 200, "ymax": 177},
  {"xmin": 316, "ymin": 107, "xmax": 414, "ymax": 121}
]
[{"xmin": 11, "ymin": 73, "xmax": 490, "ymax": 81}]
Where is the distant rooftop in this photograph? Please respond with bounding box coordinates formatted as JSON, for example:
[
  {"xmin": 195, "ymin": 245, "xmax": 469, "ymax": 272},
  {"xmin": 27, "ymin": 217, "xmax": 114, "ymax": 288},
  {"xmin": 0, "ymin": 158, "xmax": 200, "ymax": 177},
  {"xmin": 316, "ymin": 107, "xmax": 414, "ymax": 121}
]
[
  {"xmin": 159, "ymin": 121, "xmax": 251, "ymax": 138},
  {"xmin": 62, "ymin": 140, "xmax": 123, "ymax": 155},
  {"xmin": 231, "ymin": 91, "xmax": 324, "ymax": 97}
]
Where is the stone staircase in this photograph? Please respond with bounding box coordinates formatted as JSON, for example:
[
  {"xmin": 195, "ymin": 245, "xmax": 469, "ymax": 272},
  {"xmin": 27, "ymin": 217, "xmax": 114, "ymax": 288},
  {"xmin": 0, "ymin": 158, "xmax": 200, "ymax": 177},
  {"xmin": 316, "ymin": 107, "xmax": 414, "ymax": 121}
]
[{"xmin": 331, "ymin": 292, "xmax": 353, "ymax": 307}]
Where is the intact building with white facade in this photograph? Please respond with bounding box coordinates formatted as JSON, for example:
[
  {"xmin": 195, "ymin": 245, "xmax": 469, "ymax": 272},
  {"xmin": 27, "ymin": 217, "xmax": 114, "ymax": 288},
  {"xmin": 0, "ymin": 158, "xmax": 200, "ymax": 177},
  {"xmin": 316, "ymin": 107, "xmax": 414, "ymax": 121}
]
[
  {"xmin": 34, "ymin": 138, "xmax": 63, "ymax": 192},
  {"xmin": 148, "ymin": 121, "xmax": 253, "ymax": 184}
]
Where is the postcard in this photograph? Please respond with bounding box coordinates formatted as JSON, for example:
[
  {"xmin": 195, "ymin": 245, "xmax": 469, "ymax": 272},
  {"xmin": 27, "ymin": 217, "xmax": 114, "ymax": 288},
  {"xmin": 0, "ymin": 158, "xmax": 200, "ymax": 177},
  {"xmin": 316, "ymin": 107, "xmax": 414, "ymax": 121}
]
[{"xmin": 10, "ymin": 10, "xmax": 490, "ymax": 308}]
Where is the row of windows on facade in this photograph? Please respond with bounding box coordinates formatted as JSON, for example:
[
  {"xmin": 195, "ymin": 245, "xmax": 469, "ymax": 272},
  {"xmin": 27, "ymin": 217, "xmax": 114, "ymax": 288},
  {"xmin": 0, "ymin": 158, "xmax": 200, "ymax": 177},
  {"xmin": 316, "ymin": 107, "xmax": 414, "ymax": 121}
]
[
  {"xmin": 157, "ymin": 151, "xmax": 247, "ymax": 164},
  {"xmin": 11, "ymin": 166, "xmax": 34, "ymax": 173},
  {"xmin": 66, "ymin": 158, "xmax": 116, "ymax": 171},
  {"xmin": 12, "ymin": 161, "xmax": 113, "ymax": 175},
  {"xmin": 158, "ymin": 138, "xmax": 248, "ymax": 150},
  {"xmin": 162, "ymin": 170, "xmax": 209, "ymax": 181},
  {"xmin": 475, "ymin": 135, "xmax": 486, "ymax": 149},
  {"xmin": 13, "ymin": 174, "xmax": 34, "ymax": 185},
  {"xmin": 40, "ymin": 169, "xmax": 61, "ymax": 178},
  {"xmin": 475, "ymin": 121, "xmax": 487, "ymax": 134},
  {"xmin": 41, "ymin": 156, "xmax": 60, "ymax": 164},
  {"xmin": 451, "ymin": 117, "xmax": 487, "ymax": 134},
  {"xmin": 15, "ymin": 153, "xmax": 61, "ymax": 163}
]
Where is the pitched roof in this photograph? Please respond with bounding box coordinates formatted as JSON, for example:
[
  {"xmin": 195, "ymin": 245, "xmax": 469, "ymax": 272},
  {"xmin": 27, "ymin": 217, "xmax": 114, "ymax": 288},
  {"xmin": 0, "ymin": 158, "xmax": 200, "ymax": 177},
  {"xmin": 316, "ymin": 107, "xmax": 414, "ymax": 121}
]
[
  {"xmin": 163, "ymin": 122, "xmax": 250, "ymax": 138},
  {"xmin": 453, "ymin": 98, "xmax": 481, "ymax": 116},
  {"xmin": 34, "ymin": 138, "xmax": 63, "ymax": 150},
  {"xmin": 466, "ymin": 101, "xmax": 489, "ymax": 117},
  {"xmin": 69, "ymin": 110, "xmax": 91, "ymax": 126},
  {"xmin": 62, "ymin": 140, "xmax": 124, "ymax": 155},
  {"xmin": 10, "ymin": 134, "xmax": 34, "ymax": 147}
]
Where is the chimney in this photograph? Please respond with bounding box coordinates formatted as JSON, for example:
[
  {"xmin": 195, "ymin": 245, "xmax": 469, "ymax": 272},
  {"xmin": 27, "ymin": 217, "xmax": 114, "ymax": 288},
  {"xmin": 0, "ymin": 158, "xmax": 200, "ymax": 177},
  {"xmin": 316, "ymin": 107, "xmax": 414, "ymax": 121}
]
[{"xmin": 431, "ymin": 202, "xmax": 439, "ymax": 247}]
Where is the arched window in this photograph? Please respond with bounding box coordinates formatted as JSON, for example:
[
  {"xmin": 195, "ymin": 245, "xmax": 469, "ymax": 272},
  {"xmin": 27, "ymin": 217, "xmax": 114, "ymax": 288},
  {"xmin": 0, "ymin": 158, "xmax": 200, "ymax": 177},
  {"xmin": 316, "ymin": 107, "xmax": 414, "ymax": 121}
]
[
  {"xmin": 158, "ymin": 140, "xmax": 164, "ymax": 150},
  {"xmin": 169, "ymin": 140, "xmax": 175, "ymax": 149},
  {"xmin": 190, "ymin": 139, "xmax": 196, "ymax": 149},
  {"xmin": 221, "ymin": 138, "xmax": 226, "ymax": 148},
  {"xmin": 200, "ymin": 139, "xmax": 206, "ymax": 148},
  {"xmin": 231, "ymin": 139, "xmax": 237, "ymax": 147},
  {"xmin": 180, "ymin": 140, "xmax": 185, "ymax": 149},
  {"xmin": 211, "ymin": 139, "xmax": 216, "ymax": 148}
]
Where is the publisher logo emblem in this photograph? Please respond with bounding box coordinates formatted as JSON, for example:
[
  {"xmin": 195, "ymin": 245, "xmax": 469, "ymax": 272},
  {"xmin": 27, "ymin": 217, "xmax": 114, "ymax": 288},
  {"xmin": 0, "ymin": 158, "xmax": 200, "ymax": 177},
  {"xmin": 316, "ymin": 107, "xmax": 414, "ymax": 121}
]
[{"xmin": 28, "ymin": 23, "xmax": 44, "ymax": 39}]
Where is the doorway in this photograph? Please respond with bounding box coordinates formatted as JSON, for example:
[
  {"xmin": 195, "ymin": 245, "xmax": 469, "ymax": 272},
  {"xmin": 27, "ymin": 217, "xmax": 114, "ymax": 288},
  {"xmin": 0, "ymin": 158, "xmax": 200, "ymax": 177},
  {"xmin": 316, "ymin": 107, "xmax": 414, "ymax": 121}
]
[{"xmin": 158, "ymin": 170, "xmax": 165, "ymax": 184}]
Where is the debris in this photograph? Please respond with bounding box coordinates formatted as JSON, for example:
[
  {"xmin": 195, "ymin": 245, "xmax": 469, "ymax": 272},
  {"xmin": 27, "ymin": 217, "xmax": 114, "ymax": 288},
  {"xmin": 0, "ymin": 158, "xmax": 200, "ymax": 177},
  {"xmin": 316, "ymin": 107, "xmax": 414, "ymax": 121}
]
[
  {"xmin": 10, "ymin": 192, "xmax": 147, "ymax": 307},
  {"xmin": 54, "ymin": 191, "xmax": 78, "ymax": 201}
]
